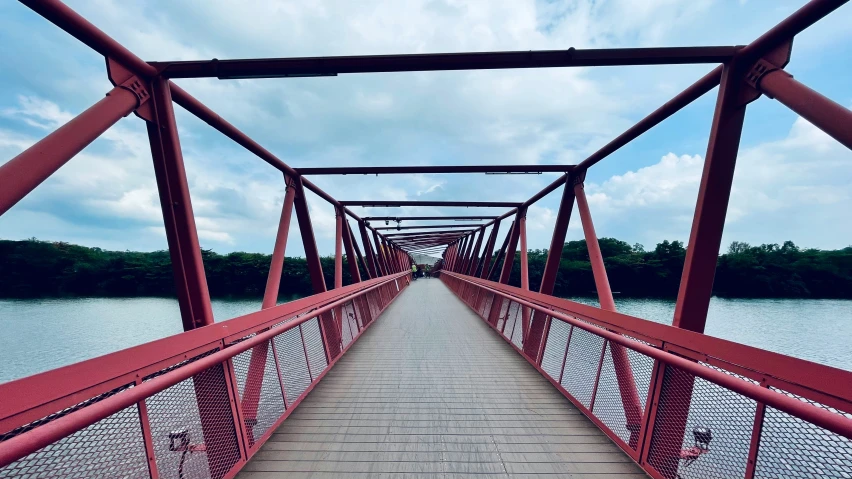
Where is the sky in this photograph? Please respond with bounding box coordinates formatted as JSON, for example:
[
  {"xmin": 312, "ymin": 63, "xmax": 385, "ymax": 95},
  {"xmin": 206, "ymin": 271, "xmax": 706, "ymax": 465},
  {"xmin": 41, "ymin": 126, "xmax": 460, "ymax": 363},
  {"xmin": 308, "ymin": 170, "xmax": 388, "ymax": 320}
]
[{"xmin": 0, "ymin": 0, "xmax": 850, "ymax": 260}]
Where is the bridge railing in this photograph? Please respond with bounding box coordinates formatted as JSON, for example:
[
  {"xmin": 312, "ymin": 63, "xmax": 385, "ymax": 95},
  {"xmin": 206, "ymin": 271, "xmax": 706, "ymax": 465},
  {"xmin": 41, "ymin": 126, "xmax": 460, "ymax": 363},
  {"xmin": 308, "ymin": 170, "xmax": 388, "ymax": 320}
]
[
  {"xmin": 0, "ymin": 271, "xmax": 409, "ymax": 479},
  {"xmin": 441, "ymin": 271, "xmax": 852, "ymax": 479}
]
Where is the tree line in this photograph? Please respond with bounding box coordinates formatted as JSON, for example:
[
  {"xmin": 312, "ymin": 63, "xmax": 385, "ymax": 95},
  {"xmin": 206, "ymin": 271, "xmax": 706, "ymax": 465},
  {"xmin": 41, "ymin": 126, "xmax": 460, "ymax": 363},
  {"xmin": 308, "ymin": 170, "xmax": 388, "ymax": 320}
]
[{"xmin": 1, "ymin": 237, "xmax": 850, "ymax": 299}]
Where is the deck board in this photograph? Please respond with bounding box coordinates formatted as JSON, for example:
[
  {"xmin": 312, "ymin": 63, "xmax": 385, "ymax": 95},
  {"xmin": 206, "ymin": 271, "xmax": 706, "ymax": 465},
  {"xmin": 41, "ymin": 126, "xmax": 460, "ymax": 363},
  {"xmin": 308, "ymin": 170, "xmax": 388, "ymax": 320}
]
[{"xmin": 238, "ymin": 278, "xmax": 645, "ymax": 478}]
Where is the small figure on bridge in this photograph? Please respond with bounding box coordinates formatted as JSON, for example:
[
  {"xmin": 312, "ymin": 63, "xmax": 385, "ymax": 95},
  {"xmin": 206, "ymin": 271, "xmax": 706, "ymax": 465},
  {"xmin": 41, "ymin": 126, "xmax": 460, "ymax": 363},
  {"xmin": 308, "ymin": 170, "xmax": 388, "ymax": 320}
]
[{"xmin": 411, "ymin": 263, "xmax": 418, "ymax": 279}]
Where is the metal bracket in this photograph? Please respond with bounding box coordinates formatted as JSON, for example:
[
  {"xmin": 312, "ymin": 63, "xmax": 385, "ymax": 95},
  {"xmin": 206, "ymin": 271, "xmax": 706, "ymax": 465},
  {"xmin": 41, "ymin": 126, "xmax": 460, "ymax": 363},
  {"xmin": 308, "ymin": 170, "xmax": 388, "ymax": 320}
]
[
  {"xmin": 571, "ymin": 169, "xmax": 586, "ymax": 187},
  {"xmin": 738, "ymin": 39, "xmax": 793, "ymax": 106},
  {"xmin": 106, "ymin": 57, "xmax": 155, "ymax": 122}
]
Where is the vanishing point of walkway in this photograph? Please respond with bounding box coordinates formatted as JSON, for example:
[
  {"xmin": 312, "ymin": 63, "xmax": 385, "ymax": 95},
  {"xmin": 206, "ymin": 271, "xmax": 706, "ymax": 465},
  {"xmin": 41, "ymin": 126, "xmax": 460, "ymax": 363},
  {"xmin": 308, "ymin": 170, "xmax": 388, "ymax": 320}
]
[{"xmin": 238, "ymin": 278, "xmax": 646, "ymax": 478}]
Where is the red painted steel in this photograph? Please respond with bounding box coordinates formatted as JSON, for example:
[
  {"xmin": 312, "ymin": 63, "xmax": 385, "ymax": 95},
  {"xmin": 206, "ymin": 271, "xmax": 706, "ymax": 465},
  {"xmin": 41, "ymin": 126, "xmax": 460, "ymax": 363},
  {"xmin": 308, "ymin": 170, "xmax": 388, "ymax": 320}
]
[
  {"xmin": 375, "ymin": 224, "xmax": 485, "ymax": 230},
  {"xmin": 575, "ymin": 182, "xmax": 644, "ymax": 449},
  {"xmin": 341, "ymin": 215, "xmax": 363, "ymax": 283},
  {"xmin": 147, "ymin": 78, "xmax": 215, "ymax": 331},
  {"xmin": 0, "ymin": 86, "xmax": 140, "ymax": 216},
  {"xmin": 478, "ymin": 219, "xmax": 500, "ymax": 279},
  {"xmin": 757, "ymin": 68, "xmax": 852, "ymax": 150},
  {"xmin": 442, "ymin": 271, "xmax": 852, "ymax": 476},
  {"xmin": 674, "ymin": 62, "xmax": 748, "ymax": 333},
  {"xmin": 498, "ymin": 210, "xmax": 524, "ymax": 284},
  {"xmin": 155, "ymin": 46, "xmax": 740, "ymax": 79},
  {"xmin": 297, "ymin": 165, "xmax": 574, "ymax": 175},
  {"xmin": 0, "ymin": 272, "xmax": 409, "ymax": 471},
  {"xmin": 262, "ymin": 175, "xmax": 297, "ymax": 308},
  {"xmin": 6, "ymin": 1, "xmax": 852, "ymax": 477}
]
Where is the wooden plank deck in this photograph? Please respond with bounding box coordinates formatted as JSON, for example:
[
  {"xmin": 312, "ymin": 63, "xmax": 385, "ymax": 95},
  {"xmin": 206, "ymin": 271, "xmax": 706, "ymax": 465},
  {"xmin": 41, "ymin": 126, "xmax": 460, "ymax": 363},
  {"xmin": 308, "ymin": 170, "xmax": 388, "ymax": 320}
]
[{"xmin": 238, "ymin": 278, "xmax": 646, "ymax": 478}]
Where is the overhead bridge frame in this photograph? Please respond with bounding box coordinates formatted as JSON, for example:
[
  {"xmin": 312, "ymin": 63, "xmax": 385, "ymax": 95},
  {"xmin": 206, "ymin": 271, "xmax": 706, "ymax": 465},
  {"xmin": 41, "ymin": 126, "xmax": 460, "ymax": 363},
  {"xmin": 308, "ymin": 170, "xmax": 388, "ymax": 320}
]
[{"xmin": 1, "ymin": 1, "xmax": 851, "ymax": 479}]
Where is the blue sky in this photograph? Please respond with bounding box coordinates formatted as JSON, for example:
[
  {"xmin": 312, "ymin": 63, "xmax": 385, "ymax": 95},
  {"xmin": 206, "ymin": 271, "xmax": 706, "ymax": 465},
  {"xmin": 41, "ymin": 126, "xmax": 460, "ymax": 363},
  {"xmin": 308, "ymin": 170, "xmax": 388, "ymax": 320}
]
[{"xmin": 1, "ymin": 0, "xmax": 850, "ymax": 259}]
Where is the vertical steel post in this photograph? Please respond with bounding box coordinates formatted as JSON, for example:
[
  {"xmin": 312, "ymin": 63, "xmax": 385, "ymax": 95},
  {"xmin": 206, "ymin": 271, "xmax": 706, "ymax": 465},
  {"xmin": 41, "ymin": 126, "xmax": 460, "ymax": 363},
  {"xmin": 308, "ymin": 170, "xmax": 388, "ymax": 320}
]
[
  {"xmin": 478, "ymin": 219, "xmax": 501, "ymax": 279},
  {"xmin": 147, "ymin": 78, "xmax": 240, "ymax": 473},
  {"xmin": 575, "ymin": 182, "xmax": 644, "ymax": 449},
  {"xmin": 518, "ymin": 212, "xmax": 531, "ymax": 338},
  {"xmin": 459, "ymin": 234, "xmax": 473, "ymax": 273},
  {"xmin": 674, "ymin": 61, "xmax": 749, "ymax": 333},
  {"xmin": 334, "ymin": 207, "xmax": 344, "ymax": 289},
  {"xmin": 358, "ymin": 220, "xmax": 379, "ymax": 278},
  {"xmin": 373, "ymin": 230, "xmax": 390, "ymax": 276},
  {"xmin": 525, "ymin": 176, "xmax": 576, "ymax": 361},
  {"xmin": 146, "ymin": 77, "xmax": 214, "ymax": 331},
  {"xmin": 653, "ymin": 61, "xmax": 749, "ymax": 479},
  {"xmin": 498, "ymin": 209, "xmax": 525, "ymax": 284}
]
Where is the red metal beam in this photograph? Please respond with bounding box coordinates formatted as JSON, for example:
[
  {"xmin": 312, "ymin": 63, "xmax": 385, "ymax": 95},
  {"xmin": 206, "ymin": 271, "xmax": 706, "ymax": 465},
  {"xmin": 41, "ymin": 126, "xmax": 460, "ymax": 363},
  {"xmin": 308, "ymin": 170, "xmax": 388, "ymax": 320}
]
[
  {"xmin": 296, "ymin": 165, "xmax": 574, "ymax": 175},
  {"xmin": 756, "ymin": 68, "xmax": 852, "ymax": 150},
  {"xmin": 365, "ymin": 216, "xmax": 498, "ymax": 221},
  {"xmin": 334, "ymin": 207, "xmax": 344, "ymax": 289},
  {"xmin": 478, "ymin": 219, "xmax": 501, "ymax": 279},
  {"xmin": 342, "ymin": 217, "xmax": 363, "ymax": 282},
  {"xmin": 0, "ymin": 85, "xmax": 141, "ymax": 216},
  {"xmin": 262, "ymin": 175, "xmax": 297, "ymax": 308},
  {"xmin": 342, "ymin": 200, "xmax": 521, "ymax": 207},
  {"xmin": 467, "ymin": 228, "xmax": 486, "ymax": 276},
  {"xmin": 674, "ymin": 62, "xmax": 748, "ymax": 333},
  {"xmin": 358, "ymin": 220, "xmax": 380, "ymax": 278},
  {"xmin": 375, "ymin": 224, "xmax": 485, "ymax": 230},
  {"xmin": 487, "ymin": 220, "xmax": 513, "ymax": 281},
  {"xmin": 154, "ymin": 46, "xmax": 740, "ymax": 79},
  {"xmin": 146, "ymin": 78, "xmax": 214, "ymax": 331},
  {"xmin": 498, "ymin": 210, "xmax": 525, "ymax": 284}
]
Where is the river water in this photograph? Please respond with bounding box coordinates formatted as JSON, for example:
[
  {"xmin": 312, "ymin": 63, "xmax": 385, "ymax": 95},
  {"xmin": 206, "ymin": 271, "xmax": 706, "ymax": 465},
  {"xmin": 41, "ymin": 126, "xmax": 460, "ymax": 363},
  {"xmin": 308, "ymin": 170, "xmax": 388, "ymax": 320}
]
[{"xmin": 1, "ymin": 295, "xmax": 850, "ymax": 383}]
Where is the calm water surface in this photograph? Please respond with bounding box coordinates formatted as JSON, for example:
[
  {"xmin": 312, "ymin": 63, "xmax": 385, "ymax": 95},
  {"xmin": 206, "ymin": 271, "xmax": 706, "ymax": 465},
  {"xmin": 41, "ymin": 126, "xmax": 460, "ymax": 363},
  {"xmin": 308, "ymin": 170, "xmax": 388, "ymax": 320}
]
[{"xmin": 1, "ymin": 295, "xmax": 850, "ymax": 383}]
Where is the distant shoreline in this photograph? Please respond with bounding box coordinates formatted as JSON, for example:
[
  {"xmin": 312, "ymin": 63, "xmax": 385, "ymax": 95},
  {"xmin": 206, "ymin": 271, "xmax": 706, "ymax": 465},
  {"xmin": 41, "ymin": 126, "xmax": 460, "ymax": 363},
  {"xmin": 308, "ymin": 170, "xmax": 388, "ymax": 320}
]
[{"xmin": 2, "ymin": 238, "xmax": 850, "ymax": 300}]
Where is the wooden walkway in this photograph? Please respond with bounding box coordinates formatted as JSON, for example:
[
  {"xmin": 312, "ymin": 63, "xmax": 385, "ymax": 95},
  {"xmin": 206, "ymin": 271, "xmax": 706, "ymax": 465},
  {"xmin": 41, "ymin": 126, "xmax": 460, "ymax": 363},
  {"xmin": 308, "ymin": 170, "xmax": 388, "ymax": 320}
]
[{"xmin": 238, "ymin": 278, "xmax": 646, "ymax": 478}]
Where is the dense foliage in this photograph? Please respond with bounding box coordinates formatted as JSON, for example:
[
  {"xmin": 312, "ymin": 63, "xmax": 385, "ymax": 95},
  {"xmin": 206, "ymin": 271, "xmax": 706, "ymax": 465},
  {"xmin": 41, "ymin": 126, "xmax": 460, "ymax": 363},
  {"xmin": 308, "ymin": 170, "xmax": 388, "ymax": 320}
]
[
  {"xmin": 495, "ymin": 238, "xmax": 852, "ymax": 298},
  {"xmin": 1, "ymin": 238, "xmax": 850, "ymax": 299},
  {"xmin": 0, "ymin": 239, "xmax": 363, "ymax": 299}
]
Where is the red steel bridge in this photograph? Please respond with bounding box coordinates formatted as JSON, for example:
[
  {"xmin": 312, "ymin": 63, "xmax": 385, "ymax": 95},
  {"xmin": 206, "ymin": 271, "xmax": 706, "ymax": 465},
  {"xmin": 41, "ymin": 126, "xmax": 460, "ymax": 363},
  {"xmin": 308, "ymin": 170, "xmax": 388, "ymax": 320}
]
[{"xmin": 1, "ymin": 1, "xmax": 852, "ymax": 478}]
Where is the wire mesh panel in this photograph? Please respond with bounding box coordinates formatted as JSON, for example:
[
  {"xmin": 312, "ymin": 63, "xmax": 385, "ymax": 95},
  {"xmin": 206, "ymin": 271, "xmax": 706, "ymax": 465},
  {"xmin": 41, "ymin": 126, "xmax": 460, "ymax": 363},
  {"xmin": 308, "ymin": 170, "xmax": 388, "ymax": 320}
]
[
  {"xmin": 755, "ymin": 389, "xmax": 852, "ymax": 478},
  {"xmin": 560, "ymin": 325, "xmax": 606, "ymax": 408},
  {"xmin": 339, "ymin": 304, "xmax": 355, "ymax": 349},
  {"xmin": 0, "ymin": 389, "xmax": 149, "ymax": 479},
  {"xmin": 273, "ymin": 328, "xmax": 312, "ymax": 405},
  {"xmin": 591, "ymin": 342, "xmax": 654, "ymax": 449},
  {"xmin": 477, "ymin": 290, "xmax": 493, "ymax": 319},
  {"xmin": 540, "ymin": 319, "xmax": 571, "ymax": 381},
  {"xmin": 145, "ymin": 362, "xmax": 241, "ymax": 479},
  {"xmin": 230, "ymin": 340, "xmax": 286, "ymax": 445},
  {"xmin": 509, "ymin": 307, "xmax": 526, "ymax": 348},
  {"xmin": 490, "ymin": 296, "xmax": 507, "ymax": 327},
  {"xmin": 647, "ymin": 364, "xmax": 758, "ymax": 479},
  {"xmin": 302, "ymin": 318, "xmax": 328, "ymax": 378}
]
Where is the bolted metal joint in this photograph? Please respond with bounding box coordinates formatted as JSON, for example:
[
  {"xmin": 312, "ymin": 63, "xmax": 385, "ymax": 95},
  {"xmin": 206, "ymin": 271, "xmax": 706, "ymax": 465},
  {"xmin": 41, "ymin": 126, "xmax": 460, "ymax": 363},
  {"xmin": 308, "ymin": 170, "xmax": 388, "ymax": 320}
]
[{"xmin": 744, "ymin": 58, "xmax": 790, "ymax": 99}]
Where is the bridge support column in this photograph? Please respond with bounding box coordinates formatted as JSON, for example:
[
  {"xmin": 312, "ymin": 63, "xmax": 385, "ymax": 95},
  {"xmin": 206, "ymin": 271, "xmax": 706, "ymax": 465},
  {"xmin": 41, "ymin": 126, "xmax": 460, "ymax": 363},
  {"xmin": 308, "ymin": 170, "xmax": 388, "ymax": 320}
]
[
  {"xmin": 148, "ymin": 78, "xmax": 242, "ymax": 473},
  {"xmin": 647, "ymin": 61, "xmax": 749, "ymax": 479},
  {"xmin": 575, "ymin": 181, "xmax": 644, "ymax": 449},
  {"xmin": 524, "ymin": 175, "xmax": 576, "ymax": 362},
  {"xmin": 334, "ymin": 207, "xmax": 344, "ymax": 289}
]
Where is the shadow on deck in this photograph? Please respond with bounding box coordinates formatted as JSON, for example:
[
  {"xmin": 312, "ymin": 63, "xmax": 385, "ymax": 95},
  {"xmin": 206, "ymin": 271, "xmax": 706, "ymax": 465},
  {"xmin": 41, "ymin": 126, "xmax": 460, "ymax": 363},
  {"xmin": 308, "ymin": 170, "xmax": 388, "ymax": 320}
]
[{"xmin": 238, "ymin": 278, "xmax": 646, "ymax": 478}]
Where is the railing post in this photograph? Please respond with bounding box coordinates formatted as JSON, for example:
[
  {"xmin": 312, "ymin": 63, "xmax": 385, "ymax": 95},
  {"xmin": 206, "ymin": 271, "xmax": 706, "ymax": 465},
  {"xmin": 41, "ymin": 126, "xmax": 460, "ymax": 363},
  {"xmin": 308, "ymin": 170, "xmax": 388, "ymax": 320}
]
[
  {"xmin": 524, "ymin": 175, "xmax": 576, "ymax": 361},
  {"xmin": 147, "ymin": 77, "xmax": 242, "ymax": 474},
  {"xmin": 498, "ymin": 209, "xmax": 525, "ymax": 284},
  {"xmin": 478, "ymin": 219, "xmax": 501, "ymax": 278},
  {"xmin": 575, "ymin": 181, "xmax": 644, "ymax": 449},
  {"xmin": 518, "ymin": 214, "xmax": 531, "ymax": 340},
  {"xmin": 358, "ymin": 220, "xmax": 379, "ymax": 278}
]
